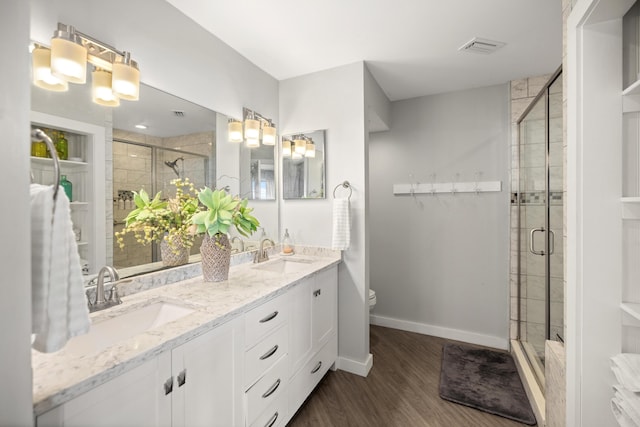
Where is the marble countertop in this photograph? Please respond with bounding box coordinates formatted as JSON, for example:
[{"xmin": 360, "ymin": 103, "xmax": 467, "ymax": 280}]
[{"xmin": 32, "ymin": 248, "xmax": 341, "ymax": 416}]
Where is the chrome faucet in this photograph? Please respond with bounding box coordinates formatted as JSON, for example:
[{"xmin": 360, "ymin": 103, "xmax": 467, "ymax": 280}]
[
  {"xmin": 254, "ymin": 238, "xmax": 275, "ymax": 263},
  {"xmin": 231, "ymin": 236, "xmax": 244, "ymax": 252},
  {"xmin": 88, "ymin": 265, "xmax": 122, "ymax": 312}
]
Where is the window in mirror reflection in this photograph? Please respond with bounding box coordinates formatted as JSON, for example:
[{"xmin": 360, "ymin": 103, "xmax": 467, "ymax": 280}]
[{"xmin": 282, "ymin": 130, "xmax": 326, "ymax": 199}]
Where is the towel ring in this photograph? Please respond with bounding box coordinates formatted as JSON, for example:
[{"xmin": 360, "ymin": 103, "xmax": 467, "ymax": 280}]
[
  {"xmin": 333, "ymin": 181, "xmax": 352, "ymax": 200},
  {"xmin": 31, "ymin": 128, "xmax": 60, "ymax": 202}
]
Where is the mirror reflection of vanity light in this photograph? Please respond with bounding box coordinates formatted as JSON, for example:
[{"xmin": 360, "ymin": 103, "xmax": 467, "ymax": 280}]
[{"xmin": 282, "ymin": 130, "xmax": 326, "ymax": 199}]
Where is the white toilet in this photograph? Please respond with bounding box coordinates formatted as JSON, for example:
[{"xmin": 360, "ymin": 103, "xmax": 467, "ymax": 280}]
[{"xmin": 369, "ymin": 289, "xmax": 377, "ymax": 311}]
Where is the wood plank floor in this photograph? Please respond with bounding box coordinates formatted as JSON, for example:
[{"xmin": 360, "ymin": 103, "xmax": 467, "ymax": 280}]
[{"xmin": 288, "ymin": 325, "xmax": 532, "ymax": 427}]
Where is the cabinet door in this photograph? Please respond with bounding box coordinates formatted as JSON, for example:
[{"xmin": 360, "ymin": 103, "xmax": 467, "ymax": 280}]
[
  {"xmin": 289, "ymin": 278, "xmax": 312, "ymax": 375},
  {"xmin": 311, "ymin": 267, "xmax": 338, "ymax": 350},
  {"xmin": 171, "ymin": 317, "xmax": 244, "ymax": 427},
  {"xmin": 37, "ymin": 352, "xmax": 172, "ymax": 427}
]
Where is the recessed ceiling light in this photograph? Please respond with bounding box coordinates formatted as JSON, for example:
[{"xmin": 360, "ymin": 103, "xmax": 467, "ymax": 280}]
[{"xmin": 135, "ymin": 124, "xmax": 147, "ymax": 129}]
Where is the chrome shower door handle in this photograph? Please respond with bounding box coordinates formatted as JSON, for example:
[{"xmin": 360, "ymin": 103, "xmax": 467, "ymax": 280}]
[
  {"xmin": 529, "ymin": 227, "xmax": 545, "ymax": 255},
  {"xmin": 549, "ymin": 229, "xmax": 555, "ymax": 255}
]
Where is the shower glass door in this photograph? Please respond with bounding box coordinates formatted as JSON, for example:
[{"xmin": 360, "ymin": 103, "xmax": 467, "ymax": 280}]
[{"xmin": 517, "ymin": 70, "xmax": 563, "ymax": 388}]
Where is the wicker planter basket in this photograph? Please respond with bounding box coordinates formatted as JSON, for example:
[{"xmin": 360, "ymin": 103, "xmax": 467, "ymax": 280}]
[
  {"xmin": 200, "ymin": 234, "xmax": 231, "ymax": 282},
  {"xmin": 160, "ymin": 235, "xmax": 190, "ymax": 267}
]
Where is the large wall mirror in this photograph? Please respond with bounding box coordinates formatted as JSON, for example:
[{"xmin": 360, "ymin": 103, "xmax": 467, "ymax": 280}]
[
  {"xmin": 282, "ymin": 130, "xmax": 326, "ymax": 199},
  {"xmin": 31, "ymin": 64, "xmax": 278, "ymax": 278}
]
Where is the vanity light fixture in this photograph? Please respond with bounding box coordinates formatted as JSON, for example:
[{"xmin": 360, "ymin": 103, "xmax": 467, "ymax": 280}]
[
  {"xmin": 305, "ymin": 140, "xmax": 316, "ymax": 158},
  {"xmin": 92, "ymin": 69, "xmax": 120, "ymax": 107},
  {"xmin": 262, "ymin": 121, "xmax": 277, "ymax": 145},
  {"xmin": 34, "ymin": 22, "xmax": 141, "ymax": 106},
  {"xmin": 282, "ymin": 139, "xmax": 292, "ymax": 157},
  {"xmin": 292, "ymin": 152, "xmax": 303, "ymax": 160},
  {"xmin": 228, "ymin": 119, "xmax": 244, "ymax": 143},
  {"xmin": 228, "ymin": 107, "xmax": 277, "ymax": 147},
  {"xmin": 50, "ymin": 24, "xmax": 87, "ymax": 84},
  {"xmin": 293, "ymin": 136, "xmax": 307, "ymax": 155},
  {"xmin": 32, "ymin": 46, "xmax": 69, "ymax": 92}
]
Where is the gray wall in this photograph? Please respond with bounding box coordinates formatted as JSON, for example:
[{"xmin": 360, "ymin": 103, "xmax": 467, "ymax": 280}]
[{"xmin": 368, "ymin": 83, "xmax": 511, "ymax": 348}]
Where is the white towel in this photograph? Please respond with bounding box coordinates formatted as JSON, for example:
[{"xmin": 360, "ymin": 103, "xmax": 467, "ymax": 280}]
[
  {"xmin": 612, "ymin": 391, "xmax": 640, "ymax": 427},
  {"xmin": 612, "ymin": 354, "xmax": 640, "ymax": 392},
  {"xmin": 31, "ymin": 184, "xmax": 90, "ymax": 353},
  {"xmin": 614, "ymin": 385, "xmax": 640, "ymax": 426},
  {"xmin": 331, "ymin": 197, "xmax": 350, "ymax": 250}
]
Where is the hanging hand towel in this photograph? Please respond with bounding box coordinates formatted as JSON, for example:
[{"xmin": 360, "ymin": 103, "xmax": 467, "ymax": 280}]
[
  {"xmin": 612, "ymin": 354, "xmax": 640, "ymax": 392},
  {"xmin": 31, "ymin": 184, "xmax": 90, "ymax": 353},
  {"xmin": 332, "ymin": 197, "xmax": 351, "ymax": 250}
]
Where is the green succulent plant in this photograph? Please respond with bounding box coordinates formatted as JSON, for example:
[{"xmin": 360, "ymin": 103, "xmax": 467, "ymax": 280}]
[
  {"xmin": 190, "ymin": 187, "xmax": 260, "ymax": 239},
  {"xmin": 115, "ymin": 178, "xmax": 200, "ymax": 252}
]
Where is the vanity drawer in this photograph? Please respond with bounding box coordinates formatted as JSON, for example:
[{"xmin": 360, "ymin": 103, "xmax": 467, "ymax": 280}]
[
  {"xmin": 245, "ymin": 354, "xmax": 289, "ymax": 426},
  {"xmin": 245, "ymin": 292, "xmax": 289, "ymax": 348},
  {"xmin": 249, "ymin": 393, "xmax": 288, "ymax": 427},
  {"xmin": 289, "ymin": 334, "xmax": 337, "ymax": 413},
  {"xmin": 245, "ymin": 324, "xmax": 289, "ymax": 388}
]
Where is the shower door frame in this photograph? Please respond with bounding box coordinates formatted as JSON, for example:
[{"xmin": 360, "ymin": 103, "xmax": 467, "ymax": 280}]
[{"xmin": 516, "ymin": 66, "xmax": 563, "ymax": 389}]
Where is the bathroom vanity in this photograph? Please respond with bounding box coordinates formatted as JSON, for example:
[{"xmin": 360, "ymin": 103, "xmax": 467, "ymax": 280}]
[{"xmin": 32, "ymin": 249, "xmax": 340, "ymax": 427}]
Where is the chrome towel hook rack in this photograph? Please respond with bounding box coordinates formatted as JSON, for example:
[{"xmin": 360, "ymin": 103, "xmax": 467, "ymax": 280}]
[
  {"xmin": 333, "ymin": 181, "xmax": 352, "ymax": 200},
  {"xmin": 31, "ymin": 128, "xmax": 60, "ymax": 202}
]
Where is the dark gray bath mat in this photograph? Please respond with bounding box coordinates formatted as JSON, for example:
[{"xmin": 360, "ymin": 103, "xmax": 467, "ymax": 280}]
[{"xmin": 439, "ymin": 343, "xmax": 536, "ymax": 425}]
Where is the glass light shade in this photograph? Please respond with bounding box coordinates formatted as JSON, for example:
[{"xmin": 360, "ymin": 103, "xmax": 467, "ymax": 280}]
[
  {"xmin": 292, "ymin": 152, "xmax": 303, "ymax": 160},
  {"xmin": 294, "ymin": 138, "xmax": 307, "ymax": 155},
  {"xmin": 244, "ymin": 118, "xmax": 260, "ymax": 140},
  {"xmin": 92, "ymin": 70, "xmax": 120, "ymax": 107},
  {"xmin": 50, "ymin": 36, "xmax": 87, "ymax": 84},
  {"xmin": 246, "ymin": 137, "xmax": 260, "ymax": 148},
  {"xmin": 228, "ymin": 121, "xmax": 243, "ymax": 142},
  {"xmin": 282, "ymin": 140, "xmax": 292, "ymax": 157},
  {"xmin": 32, "ymin": 47, "xmax": 68, "ymax": 92},
  {"xmin": 262, "ymin": 124, "xmax": 277, "ymax": 145},
  {"xmin": 305, "ymin": 142, "xmax": 316, "ymax": 158},
  {"xmin": 112, "ymin": 57, "xmax": 140, "ymax": 101}
]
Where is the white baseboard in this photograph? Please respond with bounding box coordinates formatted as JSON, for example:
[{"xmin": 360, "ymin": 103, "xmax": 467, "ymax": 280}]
[
  {"xmin": 370, "ymin": 314, "xmax": 509, "ymax": 350},
  {"xmin": 336, "ymin": 353, "xmax": 373, "ymax": 377}
]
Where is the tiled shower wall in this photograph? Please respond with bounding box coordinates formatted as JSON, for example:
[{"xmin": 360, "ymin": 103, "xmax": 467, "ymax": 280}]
[{"xmin": 111, "ymin": 130, "xmax": 214, "ymax": 268}]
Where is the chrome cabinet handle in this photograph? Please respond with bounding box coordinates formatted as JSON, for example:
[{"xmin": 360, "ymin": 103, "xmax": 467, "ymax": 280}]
[
  {"xmin": 311, "ymin": 361, "xmax": 322, "ymax": 374},
  {"xmin": 264, "ymin": 412, "xmax": 279, "ymax": 427},
  {"xmin": 259, "ymin": 345, "xmax": 279, "ymax": 360},
  {"xmin": 313, "ymin": 289, "xmax": 321, "ymax": 297},
  {"xmin": 164, "ymin": 377, "xmax": 173, "ymax": 395},
  {"xmin": 529, "ymin": 227, "xmax": 545, "ymax": 255},
  {"xmin": 261, "ymin": 378, "xmax": 281, "ymax": 398},
  {"xmin": 549, "ymin": 229, "xmax": 555, "ymax": 255},
  {"xmin": 259, "ymin": 311, "xmax": 278, "ymax": 323},
  {"xmin": 177, "ymin": 369, "xmax": 187, "ymax": 387}
]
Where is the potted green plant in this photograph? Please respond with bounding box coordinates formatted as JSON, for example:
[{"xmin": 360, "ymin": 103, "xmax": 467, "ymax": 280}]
[
  {"xmin": 115, "ymin": 178, "xmax": 200, "ymax": 267},
  {"xmin": 190, "ymin": 187, "xmax": 260, "ymax": 282}
]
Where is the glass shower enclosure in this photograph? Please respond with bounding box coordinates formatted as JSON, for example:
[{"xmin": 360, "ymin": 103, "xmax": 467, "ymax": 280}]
[{"xmin": 516, "ymin": 68, "xmax": 563, "ymax": 388}]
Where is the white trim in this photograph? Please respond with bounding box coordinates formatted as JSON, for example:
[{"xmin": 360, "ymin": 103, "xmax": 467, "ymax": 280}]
[
  {"xmin": 336, "ymin": 353, "xmax": 373, "ymax": 377},
  {"xmin": 511, "ymin": 339, "xmax": 545, "ymax": 427},
  {"xmin": 370, "ymin": 314, "xmax": 508, "ymax": 350}
]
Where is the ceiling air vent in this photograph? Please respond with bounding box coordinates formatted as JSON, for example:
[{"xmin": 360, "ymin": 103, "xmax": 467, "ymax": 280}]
[
  {"xmin": 458, "ymin": 37, "xmax": 506, "ymax": 54},
  {"xmin": 172, "ymin": 110, "xmax": 185, "ymax": 117}
]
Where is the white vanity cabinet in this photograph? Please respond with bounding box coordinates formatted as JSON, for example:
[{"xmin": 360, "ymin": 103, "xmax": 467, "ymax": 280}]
[
  {"xmin": 288, "ymin": 266, "xmax": 338, "ymax": 419},
  {"xmin": 243, "ymin": 292, "xmax": 290, "ymax": 427},
  {"xmin": 36, "ymin": 317, "xmax": 244, "ymax": 427},
  {"xmin": 30, "ymin": 111, "xmax": 106, "ymax": 276}
]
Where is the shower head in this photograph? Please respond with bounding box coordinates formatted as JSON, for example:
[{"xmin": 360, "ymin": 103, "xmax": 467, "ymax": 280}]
[{"xmin": 164, "ymin": 157, "xmax": 184, "ymax": 177}]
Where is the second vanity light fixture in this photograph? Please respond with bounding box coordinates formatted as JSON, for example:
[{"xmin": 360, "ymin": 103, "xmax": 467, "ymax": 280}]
[
  {"xmin": 282, "ymin": 134, "xmax": 315, "ymax": 159},
  {"xmin": 228, "ymin": 107, "xmax": 277, "ymax": 147},
  {"xmin": 31, "ymin": 23, "xmax": 141, "ymax": 107}
]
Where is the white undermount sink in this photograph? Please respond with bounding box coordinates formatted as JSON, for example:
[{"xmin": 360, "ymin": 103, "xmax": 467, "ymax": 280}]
[
  {"xmin": 252, "ymin": 257, "xmax": 315, "ymax": 274},
  {"xmin": 64, "ymin": 301, "xmax": 195, "ymax": 356}
]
